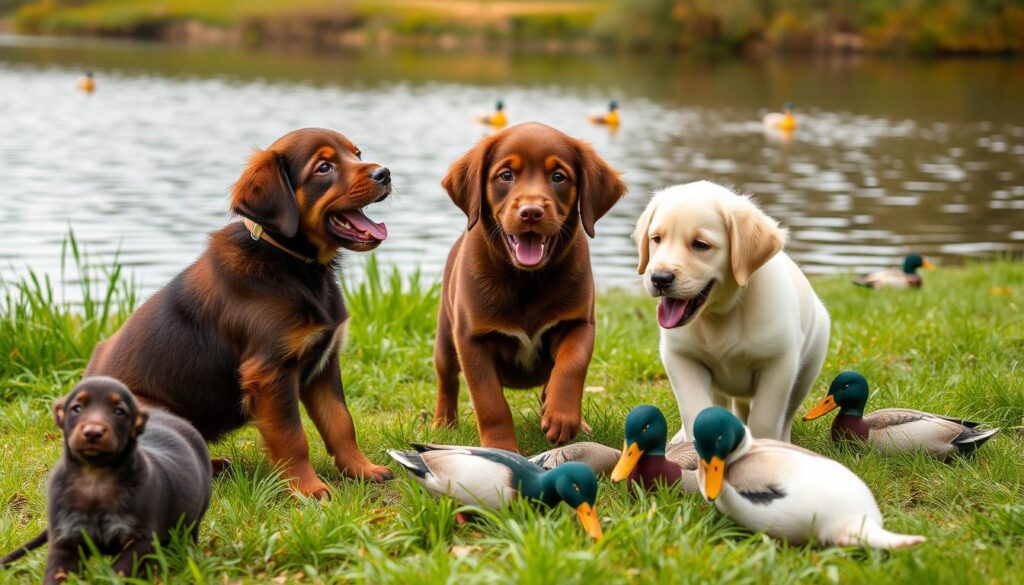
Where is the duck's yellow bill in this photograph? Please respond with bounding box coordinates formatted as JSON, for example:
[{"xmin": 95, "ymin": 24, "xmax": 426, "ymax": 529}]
[
  {"xmin": 922, "ymin": 258, "xmax": 935, "ymax": 269},
  {"xmin": 802, "ymin": 395, "xmax": 838, "ymax": 421},
  {"xmin": 576, "ymin": 502, "xmax": 603, "ymax": 540},
  {"xmin": 610, "ymin": 441, "xmax": 642, "ymax": 482},
  {"xmin": 700, "ymin": 457, "xmax": 725, "ymax": 501}
]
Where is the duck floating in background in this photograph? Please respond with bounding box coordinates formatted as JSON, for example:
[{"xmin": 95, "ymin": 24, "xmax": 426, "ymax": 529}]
[
  {"xmin": 763, "ymin": 102, "xmax": 797, "ymax": 131},
  {"xmin": 693, "ymin": 406, "xmax": 926, "ymax": 549},
  {"xmin": 610, "ymin": 405, "xmax": 699, "ymax": 494},
  {"xmin": 853, "ymin": 254, "xmax": 934, "ymax": 289},
  {"xmin": 529, "ymin": 441, "xmax": 621, "ymax": 475},
  {"xmin": 76, "ymin": 70, "xmax": 95, "ymax": 93},
  {"xmin": 803, "ymin": 371, "xmax": 1000, "ymax": 460},
  {"xmin": 389, "ymin": 443, "xmax": 602, "ymax": 539},
  {"xmin": 475, "ymin": 100, "xmax": 507, "ymax": 127},
  {"xmin": 587, "ymin": 100, "xmax": 620, "ymax": 126}
]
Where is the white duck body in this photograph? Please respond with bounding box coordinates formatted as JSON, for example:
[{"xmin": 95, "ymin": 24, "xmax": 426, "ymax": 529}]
[
  {"xmin": 389, "ymin": 445, "xmax": 519, "ymax": 508},
  {"xmin": 705, "ymin": 431, "xmax": 924, "ymax": 549}
]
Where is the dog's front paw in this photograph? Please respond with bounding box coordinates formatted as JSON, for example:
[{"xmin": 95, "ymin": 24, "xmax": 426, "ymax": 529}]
[
  {"xmin": 541, "ymin": 409, "xmax": 582, "ymax": 445},
  {"xmin": 294, "ymin": 477, "xmax": 332, "ymax": 500}
]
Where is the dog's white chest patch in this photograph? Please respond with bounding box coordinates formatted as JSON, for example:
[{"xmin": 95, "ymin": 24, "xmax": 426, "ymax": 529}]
[
  {"xmin": 496, "ymin": 322, "xmax": 558, "ymax": 370},
  {"xmin": 307, "ymin": 320, "xmax": 348, "ymax": 383}
]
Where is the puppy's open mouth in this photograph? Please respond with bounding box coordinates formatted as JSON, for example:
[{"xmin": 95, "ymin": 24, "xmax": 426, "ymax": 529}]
[
  {"xmin": 327, "ymin": 209, "xmax": 388, "ymax": 245},
  {"xmin": 657, "ymin": 281, "xmax": 714, "ymax": 328},
  {"xmin": 503, "ymin": 232, "xmax": 552, "ymax": 268}
]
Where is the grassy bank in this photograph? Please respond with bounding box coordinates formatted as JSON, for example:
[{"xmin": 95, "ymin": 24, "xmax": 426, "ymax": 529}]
[
  {"xmin": 1, "ymin": 249, "xmax": 1022, "ymax": 583},
  {"xmin": 8, "ymin": 0, "xmax": 1024, "ymax": 55}
]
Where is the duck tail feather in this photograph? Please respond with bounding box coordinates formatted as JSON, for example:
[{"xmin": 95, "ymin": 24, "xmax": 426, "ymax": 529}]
[
  {"xmin": 953, "ymin": 427, "xmax": 999, "ymax": 454},
  {"xmin": 387, "ymin": 449, "xmax": 429, "ymax": 478},
  {"xmin": 838, "ymin": 519, "xmax": 926, "ymax": 550}
]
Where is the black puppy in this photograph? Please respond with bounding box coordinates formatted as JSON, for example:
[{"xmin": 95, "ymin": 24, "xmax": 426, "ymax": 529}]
[{"xmin": 1, "ymin": 377, "xmax": 211, "ymax": 583}]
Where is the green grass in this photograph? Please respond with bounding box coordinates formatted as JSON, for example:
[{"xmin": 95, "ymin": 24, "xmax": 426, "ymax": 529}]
[{"xmin": 1, "ymin": 249, "xmax": 1022, "ymax": 584}]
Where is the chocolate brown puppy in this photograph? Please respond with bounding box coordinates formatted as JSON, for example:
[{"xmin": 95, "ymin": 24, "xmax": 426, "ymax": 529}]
[
  {"xmin": 84, "ymin": 128, "xmax": 394, "ymax": 497},
  {"xmin": 433, "ymin": 123, "xmax": 626, "ymax": 452},
  {"xmin": 1, "ymin": 377, "xmax": 211, "ymax": 584}
]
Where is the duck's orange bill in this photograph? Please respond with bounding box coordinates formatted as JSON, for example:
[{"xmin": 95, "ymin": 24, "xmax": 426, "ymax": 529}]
[
  {"xmin": 922, "ymin": 258, "xmax": 935, "ymax": 269},
  {"xmin": 700, "ymin": 457, "xmax": 725, "ymax": 501},
  {"xmin": 576, "ymin": 502, "xmax": 603, "ymax": 540},
  {"xmin": 802, "ymin": 395, "xmax": 838, "ymax": 421},
  {"xmin": 610, "ymin": 441, "xmax": 642, "ymax": 482}
]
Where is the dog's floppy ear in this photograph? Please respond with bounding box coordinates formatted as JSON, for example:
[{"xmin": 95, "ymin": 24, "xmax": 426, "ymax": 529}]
[
  {"xmin": 132, "ymin": 407, "xmax": 149, "ymax": 438},
  {"xmin": 724, "ymin": 197, "xmax": 788, "ymax": 287},
  {"xmin": 231, "ymin": 149, "xmax": 300, "ymax": 238},
  {"xmin": 576, "ymin": 142, "xmax": 626, "ymax": 238},
  {"xmin": 443, "ymin": 135, "xmax": 498, "ymax": 231},
  {"xmin": 53, "ymin": 396, "xmax": 67, "ymax": 428},
  {"xmin": 632, "ymin": 195, "xmax": 658, "ymax": 275}
]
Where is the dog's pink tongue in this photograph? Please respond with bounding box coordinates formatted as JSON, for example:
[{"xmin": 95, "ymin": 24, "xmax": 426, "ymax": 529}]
[
  {"xmin": 514, "ymin": 233, "xmax": 544, "ymax": 266},
  {"xmin": 657, "ymin": 297, "xmax": 690, "ymax": 328},
  {"xmin": 340, "ymin": 210, "xmax": 388, "ymax": 241}
]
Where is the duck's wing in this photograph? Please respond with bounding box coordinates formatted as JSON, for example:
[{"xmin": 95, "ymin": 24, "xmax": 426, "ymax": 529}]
[
  {"xmin": 402, "ymin": 445, "xmax": 519, "ymax": 508},
  {"xmin": 726, "ymin": 444, "xmax": 803, "ymax": 505},
  {"xmin": 865, "ymin": 408, "xmax": 969, "ymax": 456},
  {"xmin": 666, "ymin": 441, "xmax": 700, "ymax": 471},
  {"xmin": 528, "ymin": 442, "xmax": 620, "ymax": 474},
  {"xmin": 855, "ymin": 269, "xmax": 910, "ymax": 288}
]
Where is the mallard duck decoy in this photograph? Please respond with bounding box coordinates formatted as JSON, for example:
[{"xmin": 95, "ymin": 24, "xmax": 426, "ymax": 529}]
[
  {"xmin": 763, "ymin": 102, "xmax": 796, "ymax": 131},
  {"xmin": 853, "ymin": 254, "xmax": 934, "ymax": 289},
  {"xmin": 529, "ymin": 441, "xmax": 621, "ymax": 475},
  {"xmin": 474, "ymin": 100, "xmax": 507, "ymax": 127},
  {"xmin": 587, "ymin": 100, "xmax": 620, "ymax": 126},
  {"xmin": 77, "ymin": 70, "xmax": 95, "ymax": 93},
  {"xmin": 693, "ymin": 406, "xmax": 926, "ymax": 548},
  {"xmin": 803, "ymin": 371, "xmax": 999, "ymax": 460},
  {"xmin": 389, "ymin": 443, "xmax": 602, "ymax": 538},
  {"xmin": 609, "ymin": 405, "xmax": 699, "ymax": 493}
]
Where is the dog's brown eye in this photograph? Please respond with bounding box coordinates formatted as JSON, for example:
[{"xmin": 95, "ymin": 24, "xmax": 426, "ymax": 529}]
[
  {"xmin": 551, "ymin": 171, "xmax": 566, "ymax": 183},
  {"xmin": 70, "ymin": 405, "xmax": 82, "ymax": 414},
  {"xmin": 315, "ymin": 162, "xmax": 333, "ymax": 174},
  {"xmin": 354, "ymin": 150, "xmax": 362, "ymax": 160},
  {"xmin": 651, "ymin": 235, "xmax": 661, "ymax": 244},
  {"xmin": 692, "ymin": 239, "xmax": 711, "ymax": 251},
  {"xmin": 498, "ymin": 170, "xmax": 514, "ymax": 182},
  {"xmin": 113, "ymin": 407, "xmax": 126, "ymax": 417}
]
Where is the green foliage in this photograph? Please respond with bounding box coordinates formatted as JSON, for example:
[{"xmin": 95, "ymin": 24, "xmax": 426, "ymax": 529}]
[{"xmin": 0, "ymin": 251, "xmax": 1022, "ymax": 582}]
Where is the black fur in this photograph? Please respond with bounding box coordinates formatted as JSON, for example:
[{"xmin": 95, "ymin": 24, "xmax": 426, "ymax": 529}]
[{"xmin": 1, "ymin": 377, "xmax": 212, "ymax": 584}]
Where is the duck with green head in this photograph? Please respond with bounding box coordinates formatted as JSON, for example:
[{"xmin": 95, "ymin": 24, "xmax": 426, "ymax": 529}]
[
  {"xmin": 389, "ymin": 443, "xmax": 602, "ymax": 539},
  {"xmin": 476, "ymin": 99, "xmax": 507, "ymax": 127},
  {"xmin": 853, "ymin": 254, "xmax": 934, "ymax": 289},
  {"xmin": 608, "ymin": 405, "xmax": 698, "ymax": 494},
  {"xmin": 803, "ymin": 371, "xmax": 999, "ymax": 460},
  {"xmin": 692, "ymin": 406, "xmax": 925, "ymax": 548},
  {"xmin": 588, "ymin": 100, "xmax": 620, "ymax": 126}
]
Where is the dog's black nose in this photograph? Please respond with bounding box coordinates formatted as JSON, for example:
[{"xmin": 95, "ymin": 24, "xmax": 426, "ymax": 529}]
[
  {"xmin": 651, "ymin": 271, "xmax": 676, "ymax": 287},
  {"xmin": 518, "ymin": 204, "xmax": 545, "ymax": 223},
  {"xmin": 82, "ymin": 424, "xmax": 106, "ymax": 441},
  {"xmin": 370, "ymin": 166, "xmax": 391, "ymax": 186}
]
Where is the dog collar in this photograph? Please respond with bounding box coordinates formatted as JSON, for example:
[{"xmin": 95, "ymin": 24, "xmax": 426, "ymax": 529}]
[{"xmin": 242, "ymin": 218, "xmax": 316, "ymax": 265}]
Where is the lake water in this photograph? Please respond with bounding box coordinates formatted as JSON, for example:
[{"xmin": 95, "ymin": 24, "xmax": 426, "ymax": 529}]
[{"xmin": 1, "ymin": 35, "xmax": 1022, "ymax": 295}]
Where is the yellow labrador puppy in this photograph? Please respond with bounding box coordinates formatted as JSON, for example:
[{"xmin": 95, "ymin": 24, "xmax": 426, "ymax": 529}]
[{"xmin": 634, "ymin": 181, "xmax": 830, "ymax": 442}]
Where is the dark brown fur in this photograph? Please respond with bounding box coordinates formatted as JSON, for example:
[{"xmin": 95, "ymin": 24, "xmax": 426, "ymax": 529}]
[
  {"xmin": 0, "ymin": 378, "xmax": 212, "ymax": 584},
  {"xmin": 433, "ymin": 123, "xmax": 626, "ymax": 452},
  {"xmin": 85, "ymin": 128, "xmax": 393, "ymax": 498}
]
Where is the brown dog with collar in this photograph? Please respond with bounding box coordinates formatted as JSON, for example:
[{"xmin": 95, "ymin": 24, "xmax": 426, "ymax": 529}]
[
  {"xmin": 433, "ymin": 123, "xmax": 626, "ymax": 452},
  {"xmin": 85, "ymin": 128, "xmax": 393, "ymax": 498}
]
